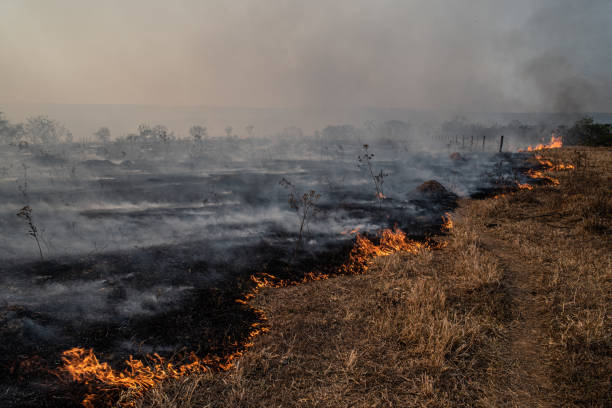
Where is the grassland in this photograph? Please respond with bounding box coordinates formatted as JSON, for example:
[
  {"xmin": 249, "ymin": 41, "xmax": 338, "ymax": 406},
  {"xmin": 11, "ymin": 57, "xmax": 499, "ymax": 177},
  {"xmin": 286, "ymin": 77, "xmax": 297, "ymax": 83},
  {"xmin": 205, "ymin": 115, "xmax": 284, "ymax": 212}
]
[{"xmin": 131, "ymin": 147, "xmax": 611, "ymax": 407}]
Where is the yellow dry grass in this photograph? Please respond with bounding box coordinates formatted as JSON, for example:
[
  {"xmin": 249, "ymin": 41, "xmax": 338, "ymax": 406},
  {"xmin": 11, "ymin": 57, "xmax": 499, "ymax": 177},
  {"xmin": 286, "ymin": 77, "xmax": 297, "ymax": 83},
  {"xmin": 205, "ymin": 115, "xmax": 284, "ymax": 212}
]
[{"xmin": 129, "ymin": 147, "xmax": 611, "ymax": 408}]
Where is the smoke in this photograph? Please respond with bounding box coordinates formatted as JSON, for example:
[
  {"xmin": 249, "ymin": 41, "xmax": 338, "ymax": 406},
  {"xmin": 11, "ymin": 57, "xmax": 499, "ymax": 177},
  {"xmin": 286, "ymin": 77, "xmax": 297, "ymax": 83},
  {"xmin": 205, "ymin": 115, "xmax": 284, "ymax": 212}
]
[
  {"xmin": 517, "ymin": 0, "xmax": 612, "ymax": 113},
  {"xmin": 523, "ymin": 54, "xmax": 596, "ymax": 114},
  {"xmin": 0, "ymin": 0, "xmax": 610, "ymax": 114}
]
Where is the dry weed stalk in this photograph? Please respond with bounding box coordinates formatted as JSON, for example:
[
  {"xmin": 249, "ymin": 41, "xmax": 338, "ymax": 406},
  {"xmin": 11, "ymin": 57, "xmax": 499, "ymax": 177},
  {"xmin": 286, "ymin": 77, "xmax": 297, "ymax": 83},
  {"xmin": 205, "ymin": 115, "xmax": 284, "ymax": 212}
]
[
  {"xmin": 279, "ymin": 177, "xmax": 321, "ymax": 251},
  {"xmin": 358, "ymin": 144, "xmax": 388, "ymax": 209},
  {"xmin": 16, "ymin": 205, "xmax": 44, "ymax": 261}
]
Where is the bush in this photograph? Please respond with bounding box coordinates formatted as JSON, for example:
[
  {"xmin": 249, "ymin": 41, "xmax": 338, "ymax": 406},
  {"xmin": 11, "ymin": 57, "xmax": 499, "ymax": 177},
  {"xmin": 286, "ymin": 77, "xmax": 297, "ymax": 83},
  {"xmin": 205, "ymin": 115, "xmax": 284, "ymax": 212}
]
[{"xmin": 563, "ymin": 116, "xmax": 612, "ymax": 147}]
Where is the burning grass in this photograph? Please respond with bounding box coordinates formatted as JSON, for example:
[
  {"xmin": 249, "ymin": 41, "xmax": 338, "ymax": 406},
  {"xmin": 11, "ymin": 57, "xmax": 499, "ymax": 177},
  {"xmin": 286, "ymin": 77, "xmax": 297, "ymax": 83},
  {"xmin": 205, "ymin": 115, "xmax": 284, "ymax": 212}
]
[
  {"xmin": 518, "ymin": 134, "xmax": 563, "ymax": 152},
  {"xmin": 124, "ymin": 206, "xmax": 508, "ymax": 407},
  {"xmin": 58, "ymin": 226, "xmax": 432, "ymax": 407},
  {"xmin": 63, "ymin": 147, "xmax": 612, "ymax": 407}
]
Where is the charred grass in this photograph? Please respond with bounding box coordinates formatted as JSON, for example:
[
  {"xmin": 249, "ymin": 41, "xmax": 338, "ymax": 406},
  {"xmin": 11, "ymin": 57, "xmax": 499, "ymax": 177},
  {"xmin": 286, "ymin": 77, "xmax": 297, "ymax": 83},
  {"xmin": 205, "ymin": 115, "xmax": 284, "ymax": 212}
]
[{"xmin": 132, "ymin": 147, "xmax": 610, "ymax": 407}]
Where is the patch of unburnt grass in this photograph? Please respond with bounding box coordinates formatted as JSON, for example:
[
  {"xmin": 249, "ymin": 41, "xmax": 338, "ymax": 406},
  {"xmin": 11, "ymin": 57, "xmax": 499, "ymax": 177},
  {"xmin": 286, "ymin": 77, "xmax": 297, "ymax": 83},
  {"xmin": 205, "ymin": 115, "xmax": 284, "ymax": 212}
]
[{"xmin": 466, "ymin": 147, "xmax": 611, "ymax": 405}]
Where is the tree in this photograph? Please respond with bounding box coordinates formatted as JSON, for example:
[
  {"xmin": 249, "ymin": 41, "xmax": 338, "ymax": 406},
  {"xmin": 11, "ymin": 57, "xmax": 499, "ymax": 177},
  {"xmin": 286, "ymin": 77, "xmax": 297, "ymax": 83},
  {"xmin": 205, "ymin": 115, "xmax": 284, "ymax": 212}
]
[
  {"xmin": 0, "ymin": 112, "xmax": 8, "ymax": 135},
  {"xmin": 152, "ymin": 125, "xmax": 173, "ymax": 143},
  {"xmin": 93, "ymin": 127, "xmax": 111, "ymax": 143},
  {"xmin": 190, "ymin": 125, "xmax": 208, "ymax": 141},
  {"xmin": 137, "ymin": 124, "xmax": 152, "ymax": 139},
  {"xmin": 564, "ymin": 116, "xmax": 612, "ymax": 147},
  {"xmin": 245, "ymin": 124, "xmax": 254, "ymax": 137},
  {"xmin": 25, "ymin": 116, "xmax": 68, "ymax": 144},
  {"xmin": 0, "ymin": 112, "xmax": 24, "ymax": 145},
  {"xmin": 225, "ymin": 126, "xmax": 233, "ymax": 138}
]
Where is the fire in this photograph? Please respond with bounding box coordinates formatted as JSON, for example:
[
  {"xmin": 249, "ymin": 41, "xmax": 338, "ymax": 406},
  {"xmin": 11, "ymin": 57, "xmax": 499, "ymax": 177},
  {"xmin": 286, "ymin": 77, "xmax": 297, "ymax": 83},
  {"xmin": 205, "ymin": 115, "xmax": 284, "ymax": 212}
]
[
  {"xmin": 340, "ymin": 226, "xmax": 430, "ymax": 275},
  {"xmin": 518, "ymin": 134, "xmax": 563, "ymax": 152},
  {"xmin": 532, "ymin": 154, "xmax": 574, "ymax": 171},
  {"xmin": 59, "ymin": 226, "xmax": 428, "ymax": 407},
  {"xmin": 61, "ymin": 310, "xmax": 272, "ymax": 408},
  {"xmin": 59, "ymin": 348, "xmax": 215, "ymax": 407},
  {"xmin": 61, "ymin": 348, "xmax": 209, "ymax": 389},
  {"xmin": 553, "ymin": 163, "xmax": 575, "ymax": 170},
  {"xmin": 441, "ymin": 213, "xmax": 454, "ymax": 231},
  {"xmin": 526, "ymin": 169, "xmax": 560, "ymax": 185},
  {"xmin": 61, "ymin": 287, "xmax": 277, "ymax": 407},
  {"xmin": 516, "ymin": 182, "xmax": 534, "ymax": 190}
]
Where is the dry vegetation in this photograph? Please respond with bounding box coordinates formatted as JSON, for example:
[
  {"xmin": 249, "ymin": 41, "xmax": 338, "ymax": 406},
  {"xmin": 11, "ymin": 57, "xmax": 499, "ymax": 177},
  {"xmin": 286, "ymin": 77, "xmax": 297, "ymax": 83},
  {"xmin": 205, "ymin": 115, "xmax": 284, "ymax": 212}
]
[{"xmin": 131, "ymin": 148, "xmax": 611, "ymax": 408}]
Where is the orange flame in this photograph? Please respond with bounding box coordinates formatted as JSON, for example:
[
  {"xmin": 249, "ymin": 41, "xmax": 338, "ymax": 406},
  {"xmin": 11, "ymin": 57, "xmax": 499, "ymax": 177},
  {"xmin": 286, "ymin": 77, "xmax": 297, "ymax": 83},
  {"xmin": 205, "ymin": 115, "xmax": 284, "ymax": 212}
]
[
  {"xmin": 60, "ymin": 348, "xmax": 209, "ymax": 389},
  {"xmin": 518, "ymin": 134, "xmax": 563, "ymax": 152},
  {"xmin": 441, "ymin": 213, "xmax": 454, "ymax": 231},
  {"xmin": 59, "ymin": 347, "xmax": 217, "ymax": 407},
  {"xmin": 340, "ymin": 227, "xmax": 430, "ymax": 275},
  {"xmin": 526, "ymin": 169, "xmax": 560, "ymax": 185},
  {"xmin": 59, "ymin": 226, "xmax": 429, "ymax": 407},
  {"xmin": 61, "ymin": 312, "xmax": 272, "ymax": 407},
  {"xmin": 516, "ymin": 182, "xmax": 534, "ymax": 190},
  {"xmin": 553, "ymin": 163, "xmax": 575, "ymax": 170}
]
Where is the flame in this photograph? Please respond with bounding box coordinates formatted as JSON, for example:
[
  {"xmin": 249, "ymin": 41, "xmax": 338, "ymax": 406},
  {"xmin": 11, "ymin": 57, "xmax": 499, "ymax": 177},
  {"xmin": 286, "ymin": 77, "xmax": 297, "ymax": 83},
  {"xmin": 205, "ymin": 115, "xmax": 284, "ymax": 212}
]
[
  {"xmin": 553, "ymin": 163, "xmax": 575, "ymax": 170},
  {"xmin": 532, "ymin": 154, "xmax": 574, "ymax": 171},
  {"xmin": 518, "ymin": 134, "xmax": 563, "ymax": 152},
  {"xmin": 60, "ymin": 348, "xmax": 209, "ymax": 389},
  {"xmin": 58, "ymin": 226, "xmax": 429, "ymax": 407},
  {"xmin": 59, "ymin": 348, "xmax": 217, "ymax": 407},
  {"xmin": 441, "ymin": 213, "xmax": 454, "ymax": 230},
  {"xmin": 526, "ymin": 169, "xmax": 560, "ymax": 185},
  {"xmin": 340, "ymin": 226, "xmax": 430, "ymax": 275},
  {"xmin": 516, "ymin": 182, "xmax": 534, "ymax": 190}
]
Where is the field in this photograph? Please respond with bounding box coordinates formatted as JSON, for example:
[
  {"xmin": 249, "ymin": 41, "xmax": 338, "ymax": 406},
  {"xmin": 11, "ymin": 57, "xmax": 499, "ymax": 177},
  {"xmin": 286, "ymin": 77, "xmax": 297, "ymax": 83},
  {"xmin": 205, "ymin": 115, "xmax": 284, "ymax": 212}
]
[
  {"xmin": 131, "ymin": 147, "xmax": 611, "ymax": 407},
  {"xmin": 0, "ymin": 135, "xmax": 530, "ymax": 407}
]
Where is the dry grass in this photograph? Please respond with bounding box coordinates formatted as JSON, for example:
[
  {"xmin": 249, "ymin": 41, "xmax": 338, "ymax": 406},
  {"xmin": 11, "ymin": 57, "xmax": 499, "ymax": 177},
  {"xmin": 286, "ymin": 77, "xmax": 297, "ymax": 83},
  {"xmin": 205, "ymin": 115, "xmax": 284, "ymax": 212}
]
[
  {"xmin": 469, "ymin": 147, "xmax": 612, "ymax": 406},
  {"xmin": 132, "ymin": 231, "xmax": 502, "ymax": 407},
  {"xmin": 130, "ymin": 147, "xmax": 611, "ymax": 408}
]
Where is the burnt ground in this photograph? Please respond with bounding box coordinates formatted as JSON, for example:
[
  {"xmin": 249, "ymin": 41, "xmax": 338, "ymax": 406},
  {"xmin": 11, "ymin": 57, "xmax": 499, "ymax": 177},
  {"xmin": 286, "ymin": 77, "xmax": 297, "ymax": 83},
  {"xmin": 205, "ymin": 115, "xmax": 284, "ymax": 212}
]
[{"xmin": 0, "ymin": 204, "xmax": 452, "ymax": 408}]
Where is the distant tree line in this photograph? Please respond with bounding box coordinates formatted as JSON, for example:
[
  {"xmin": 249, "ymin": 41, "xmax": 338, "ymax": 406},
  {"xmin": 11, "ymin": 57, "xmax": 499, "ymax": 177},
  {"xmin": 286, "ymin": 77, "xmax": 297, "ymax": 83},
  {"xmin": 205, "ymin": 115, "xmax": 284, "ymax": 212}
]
[
  {"xmin": 2, "ymin": 111, "xmax": 610, "ymax": 148},
  {"xmin": 0, "ymin": 112, "xmax": 74, "ymax": 145},
  {"xmin": 560, "ymin": 116, "xmax": 612, "ymax": 147}
]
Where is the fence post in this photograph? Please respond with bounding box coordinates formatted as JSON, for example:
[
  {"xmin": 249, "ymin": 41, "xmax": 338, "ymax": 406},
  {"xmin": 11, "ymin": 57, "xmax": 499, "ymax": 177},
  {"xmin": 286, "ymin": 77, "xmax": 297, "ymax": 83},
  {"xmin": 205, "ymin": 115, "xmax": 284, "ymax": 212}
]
[{"xmin": 499, "ymin": 135, "xmax": 504, "ymax": 152}]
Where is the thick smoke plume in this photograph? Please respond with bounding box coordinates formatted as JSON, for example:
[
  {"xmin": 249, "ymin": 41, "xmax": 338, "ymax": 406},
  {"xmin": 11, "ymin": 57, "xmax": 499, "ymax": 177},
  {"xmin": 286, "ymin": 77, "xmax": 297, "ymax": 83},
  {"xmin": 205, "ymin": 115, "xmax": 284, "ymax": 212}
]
[{"xmin": 1, "ymin": 0, "xmax": 610, "ymax": 116}]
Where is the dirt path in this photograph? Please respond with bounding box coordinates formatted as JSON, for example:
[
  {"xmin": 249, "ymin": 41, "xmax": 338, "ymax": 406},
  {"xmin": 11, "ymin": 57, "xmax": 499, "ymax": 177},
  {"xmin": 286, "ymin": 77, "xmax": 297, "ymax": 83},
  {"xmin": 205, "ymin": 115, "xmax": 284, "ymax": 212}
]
[{"xmin": 480, "ymin": 231, "xmax": 555, "ymax": 407}]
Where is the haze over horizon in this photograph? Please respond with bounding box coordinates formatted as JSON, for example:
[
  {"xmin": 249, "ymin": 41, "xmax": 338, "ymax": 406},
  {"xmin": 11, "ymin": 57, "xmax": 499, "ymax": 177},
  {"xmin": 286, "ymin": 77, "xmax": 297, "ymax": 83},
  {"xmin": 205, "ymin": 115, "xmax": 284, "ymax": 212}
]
[{"xmin": 1, "ymin": 0, "xmax": 611, "ymax": 115}]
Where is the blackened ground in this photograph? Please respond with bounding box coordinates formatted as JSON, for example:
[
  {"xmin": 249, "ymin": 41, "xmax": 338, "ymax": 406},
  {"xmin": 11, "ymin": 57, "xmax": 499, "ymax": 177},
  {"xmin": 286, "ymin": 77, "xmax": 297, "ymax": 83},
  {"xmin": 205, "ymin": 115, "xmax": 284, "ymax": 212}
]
[{"xmin": 0, "ymin": 151, "xmax": 538, "ymax": 407}]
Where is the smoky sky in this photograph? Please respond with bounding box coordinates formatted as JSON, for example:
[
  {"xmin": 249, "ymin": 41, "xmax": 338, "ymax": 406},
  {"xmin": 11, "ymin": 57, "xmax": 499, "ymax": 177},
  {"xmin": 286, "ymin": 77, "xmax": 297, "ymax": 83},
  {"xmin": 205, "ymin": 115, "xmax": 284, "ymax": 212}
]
[{"xmin": 1, "ymin": 0, "xmax": 611, "ymax": 112}]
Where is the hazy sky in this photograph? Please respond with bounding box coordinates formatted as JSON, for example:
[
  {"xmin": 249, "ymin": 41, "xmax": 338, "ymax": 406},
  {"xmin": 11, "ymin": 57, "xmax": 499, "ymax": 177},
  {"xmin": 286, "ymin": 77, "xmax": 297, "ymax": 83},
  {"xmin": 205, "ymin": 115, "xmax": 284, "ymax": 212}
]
[{"xmin": 1, "ymin": 0, "xmax": 611, "ymax": 112}]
